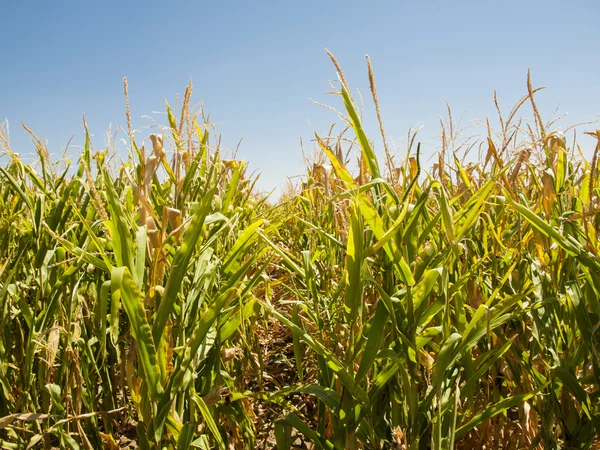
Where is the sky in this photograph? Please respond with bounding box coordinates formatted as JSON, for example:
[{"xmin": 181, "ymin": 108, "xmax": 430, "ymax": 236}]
[{"xmin": 1, "ymin": 0, "xmax": 599, "ymax": 195}]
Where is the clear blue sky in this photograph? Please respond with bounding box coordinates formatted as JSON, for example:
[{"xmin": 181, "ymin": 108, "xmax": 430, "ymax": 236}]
[{"xmin": 1, "ymin": 0, "xmax": 599, "ymax": 194}]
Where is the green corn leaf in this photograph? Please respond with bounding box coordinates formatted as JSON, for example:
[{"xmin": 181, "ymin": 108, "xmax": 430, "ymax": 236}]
[
  {"xmin": 355, "ymin": 301, "xmax": 387, "ymax": 382},
  {"xmin": 412, "ymin": 268, "xmax": 441, "ymax": 311},
  {"xmin": 432, "ymin": 181, "xmax": 458, "ymax": 257},
  {"xmin": 281, "ymin": 413, "xmax": 335, "ymax": 450},
  {"xmin": 170, "ymin": 288, "xmax": 237, "ymax": 389},
  {"xmin": 292, "ymin": 304, "xmax": 304, "ymax": 382},
  {"xmin": 317, "ymin": 133, "xmax": 356, "ymax": 187},
  {"xmin": 456, "ymin": 390, "xmax": 540, "ymax": 438},
  {"xmin": 344, "ymin": 202, "xmax": 364, "ymax": 324},
  {"xmin": 193, "ymin": 395, "xmax": 226, "ymax": 450},
  {"xmin": 433, "ymin": 333, "xmax": 462, "ymax": 389},
  {"xmin": 0, "ymin": 167, "xmax": 33, "ymax": 209},
  {"xmin": 552, "ymin": 366, "xmax": 593, "ymax": 419},
  {"xmin": 103, "ymin": 170, "xmax": 136, "ymax": 274},
  {"xmin": 508, "ymin": 196, "xmax": 600, "ymax": 271},
  {"xmin": 111, "ymin": 266, "xmax": 164, "ymax": 400},
  {"xmin": 356, "ymin": 198, "xmax": 415, "ymax": 285},
  {"xmin": 274, "ymin": 420, "xmax": 293, "ymax": 450},
  {"xmin": 223, "ymin": 218, "xmax": 264, "ymax": 274},
  {"xmin": 135, "ymin": 225, "xmax": 147, "ymax": 288},
  {"xmin": 556, "ymin": 147, "xmax": 567, "ymax": 193},
  {"xmin": 176, "ymin": 423, "xmax": 196, "ymax": 450},
  {"xmin": 153, "ymin": 187, "xmax": 216, "ymax": 346}
]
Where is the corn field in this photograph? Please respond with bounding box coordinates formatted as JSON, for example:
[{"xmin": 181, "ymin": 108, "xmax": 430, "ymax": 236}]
[{"xmin": 1, "ymin": 54, "xmax": 600, "ymax": 449}]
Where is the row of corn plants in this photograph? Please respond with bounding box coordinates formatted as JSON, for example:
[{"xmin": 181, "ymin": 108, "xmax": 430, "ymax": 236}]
[
  {"xmin": 0, "ymin": 85, "xmax": 274, "ymax": 448},
  {"xmin": 264, "ymin": 55, "xmax": 600, "ymax": 449},
  {"xmin": 1, "ymin": 55, "xmax": 600, "ymax": 448}
]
